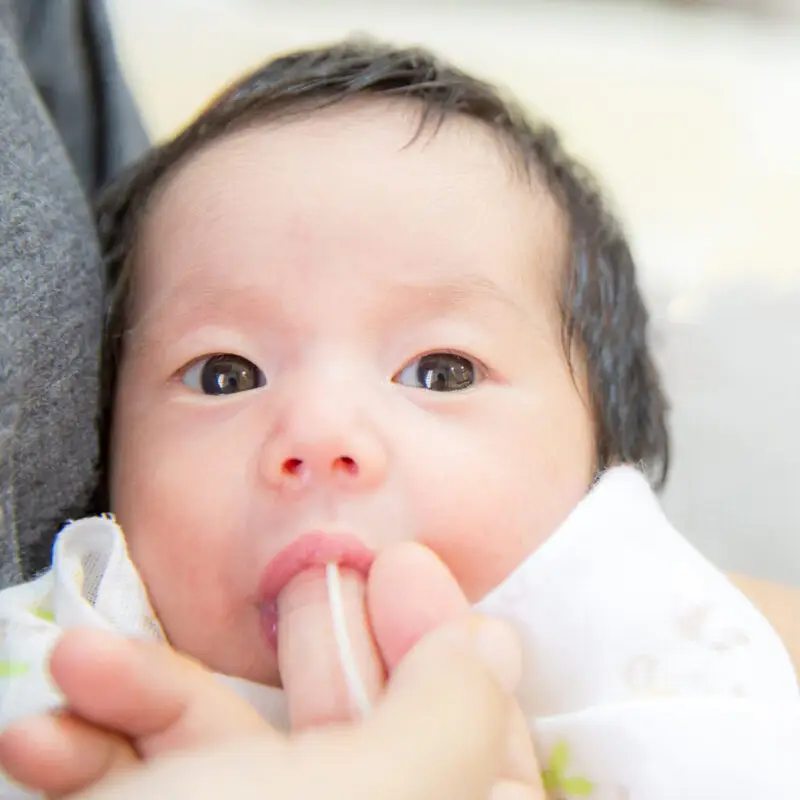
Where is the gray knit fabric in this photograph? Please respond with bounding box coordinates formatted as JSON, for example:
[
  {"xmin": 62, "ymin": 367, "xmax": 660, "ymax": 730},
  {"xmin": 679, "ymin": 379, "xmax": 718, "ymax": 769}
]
[{"xmin": 0, "ymin": 0, "xmax": 147, "ymax": 587}]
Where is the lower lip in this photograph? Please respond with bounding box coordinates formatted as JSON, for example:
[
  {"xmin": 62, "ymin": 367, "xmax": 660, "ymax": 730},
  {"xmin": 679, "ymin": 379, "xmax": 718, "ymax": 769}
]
[{"xmin": 259, "ymin": 532, "xmax": 375, "ymax": 651}]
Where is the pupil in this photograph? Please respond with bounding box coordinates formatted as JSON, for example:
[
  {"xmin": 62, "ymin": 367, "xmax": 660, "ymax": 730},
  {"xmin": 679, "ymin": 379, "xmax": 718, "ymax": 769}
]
[
  {"xmin": 418, "ymin": 354, "xmax": 473, "ymax": 391},
  {"xmin": 202, "ymin": 356, "xmax": 256, "ymax": 395},
  {"xmin": 220, "ymin": 373, "xmax": 238, "ymax": 392}
]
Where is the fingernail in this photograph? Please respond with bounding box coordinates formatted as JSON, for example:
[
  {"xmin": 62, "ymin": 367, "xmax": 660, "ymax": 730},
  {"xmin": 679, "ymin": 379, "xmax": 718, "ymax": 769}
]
[{"xmin": 468, "ymin": 616, "xmax": 523, "ymax": 694}]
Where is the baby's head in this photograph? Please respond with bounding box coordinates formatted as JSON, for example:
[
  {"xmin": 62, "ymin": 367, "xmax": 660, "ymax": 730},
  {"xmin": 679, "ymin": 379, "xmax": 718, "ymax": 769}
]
[{"xmin": 95, "ymin": 41, "xmax": 667, "ymax": 684}]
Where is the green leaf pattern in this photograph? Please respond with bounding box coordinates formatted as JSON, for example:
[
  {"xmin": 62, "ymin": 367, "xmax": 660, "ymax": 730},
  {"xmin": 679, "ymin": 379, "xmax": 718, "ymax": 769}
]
[
  {"xmin": 0, "ymin": 602, "xmax": 55, "ymax": 680},
  {"xmin": 0, "ymin": 660, "xmax": 28, "ymax": 678},
  {"xmin": 542, "ymin": 739, "xmax": 594, "ymax": 798}
]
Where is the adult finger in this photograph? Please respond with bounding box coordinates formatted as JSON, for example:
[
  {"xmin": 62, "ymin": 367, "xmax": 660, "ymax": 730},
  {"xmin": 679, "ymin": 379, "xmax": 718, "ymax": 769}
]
[
  {"xmin": 279, "ymin": 543, "xmax": 472, "ymax": 730},
  {"xmin": 368, "ymin": 541, "xmax": 472, "ymax": 670},
  {"xmin": 0, "ymin": 710, "xmax": 136, "ymax": 798},
  {"xmin": 49, "ymin": 629, "xmax": 270, "ymax": 758},
  {"xmin": 369, "ymin": 544, "xmax": 542, "ymax": 794},
  {"xmin": 355, "ymin": 615, "xmax": 528, "ymax": 800},
  {"xmin": 277, "ymin": 568, "xmax": 385, "ymax": 730},
  {"xmin": 69, "ymin": 617, "xmax": 534, "ymax": 800}
]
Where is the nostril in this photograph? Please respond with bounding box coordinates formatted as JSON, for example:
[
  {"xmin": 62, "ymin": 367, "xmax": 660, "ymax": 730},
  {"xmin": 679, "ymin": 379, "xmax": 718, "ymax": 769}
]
[
  {"xmin": 335, "ymin": 456, "xmax": 358, "ymax": 475},
  {"xmin": 282, "ymin": 458, "xmax": 303, "ymax": 476}
]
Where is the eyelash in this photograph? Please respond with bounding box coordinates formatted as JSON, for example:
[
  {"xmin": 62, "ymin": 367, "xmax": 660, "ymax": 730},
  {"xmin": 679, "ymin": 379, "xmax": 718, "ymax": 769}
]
[
  {"xmin": 392, "ymin": 350, "xmax": 487, "ymax": 392},
  {"xmin": 180, "ymin": 353, "xmax": 266, "ymax": 396},
  {"xmin": 178, "ymin": 349, "xmax": 489, "ymax": 396}
]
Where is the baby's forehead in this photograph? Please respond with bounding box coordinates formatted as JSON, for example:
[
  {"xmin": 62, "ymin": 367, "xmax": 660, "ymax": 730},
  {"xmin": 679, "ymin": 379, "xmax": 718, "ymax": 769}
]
[
  {"xmin": 171, "ymin": 97, "xmax": 523, "ymax": 181},
  {"xmin": 136, "ymin": 100, "xmax": 568, "ymax": 315}
]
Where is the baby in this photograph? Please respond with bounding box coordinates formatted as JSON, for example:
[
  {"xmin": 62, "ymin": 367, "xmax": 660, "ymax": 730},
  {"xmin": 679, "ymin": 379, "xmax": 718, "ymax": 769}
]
[{"xmin": 0, "ymin": 40, "xmax": 798, "ymax": 799}]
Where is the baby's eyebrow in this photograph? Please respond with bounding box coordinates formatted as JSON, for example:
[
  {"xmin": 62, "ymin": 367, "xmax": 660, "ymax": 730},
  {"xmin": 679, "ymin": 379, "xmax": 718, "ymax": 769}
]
[
  {"xmin": 123, "ymin": 285, "xmax": 286, "ymax": 351},
  {"xmin": 124, "ymin": 272, "xmax": 527, "ymax": 354},
  {"xmin": 385, "ymin": 273, "xmax": 527, "ymax": 319}
]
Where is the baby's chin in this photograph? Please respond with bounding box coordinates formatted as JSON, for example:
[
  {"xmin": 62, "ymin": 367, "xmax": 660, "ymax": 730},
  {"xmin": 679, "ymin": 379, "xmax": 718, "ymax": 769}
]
[
  {"xmin": 232, "ymin": 657, "xmax": 282, "ymax": 687},
  {"xmin": 162, "ymin": 623, "xmax": 283, "ymax": 687},
  {"xmin": 213, "ymin": 646, "xmax": 282, "ymax": 687}
]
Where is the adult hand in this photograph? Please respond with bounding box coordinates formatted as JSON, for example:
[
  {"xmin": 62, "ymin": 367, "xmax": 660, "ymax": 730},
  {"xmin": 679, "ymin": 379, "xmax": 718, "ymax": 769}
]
[
  {"xmin": 72, "ymin": 611, "xmax": 541, "ymax": 800},
  {"xmin": 0, "ymin": 544, "xmax": 542, "ymax": 798}
]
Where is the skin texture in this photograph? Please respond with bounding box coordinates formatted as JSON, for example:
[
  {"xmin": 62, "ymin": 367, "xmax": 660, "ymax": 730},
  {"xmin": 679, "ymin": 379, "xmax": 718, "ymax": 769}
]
[{"xmin": 109, "ymin": 100, "xmax": 595, "ymax": 696}]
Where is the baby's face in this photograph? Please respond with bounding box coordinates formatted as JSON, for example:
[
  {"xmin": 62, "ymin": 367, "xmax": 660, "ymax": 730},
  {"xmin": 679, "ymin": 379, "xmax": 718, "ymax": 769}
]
[{"xmin": 110, "ymin": 101, "xmax": 594, "ymax": 684}]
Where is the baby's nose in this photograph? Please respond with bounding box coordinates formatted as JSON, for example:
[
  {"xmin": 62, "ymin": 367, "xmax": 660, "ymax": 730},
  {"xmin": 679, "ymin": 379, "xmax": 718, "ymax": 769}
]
[
  {"xmin": 281, "ymin": 454, "xmax": 357, "ymax": 480},
  {"xmin": 261, "ymin": 431, "xmax": 387, "ymax": 491}
]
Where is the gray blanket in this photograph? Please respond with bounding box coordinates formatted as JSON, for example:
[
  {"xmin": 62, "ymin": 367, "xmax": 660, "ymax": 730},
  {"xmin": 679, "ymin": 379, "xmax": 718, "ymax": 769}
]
[{"xmin": 0, "ymin": 0, "xmax": 147, "ymax": 587}]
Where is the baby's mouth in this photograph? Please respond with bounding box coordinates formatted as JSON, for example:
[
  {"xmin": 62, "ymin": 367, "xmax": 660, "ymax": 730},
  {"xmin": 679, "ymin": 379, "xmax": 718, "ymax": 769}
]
[
  {"xmin": 257, "ymin": 531, "xmax": 375, "ymax": 652},
  {"xmin": 262, "ymin": 559, "xmax": 384, "ymax": 729}
]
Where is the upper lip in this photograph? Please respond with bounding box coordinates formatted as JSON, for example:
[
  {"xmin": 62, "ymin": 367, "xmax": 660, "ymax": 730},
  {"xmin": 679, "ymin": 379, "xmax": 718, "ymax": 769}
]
[{"xmin": 258, "ymin": 531, "xmax": 376, "ymax": 608}]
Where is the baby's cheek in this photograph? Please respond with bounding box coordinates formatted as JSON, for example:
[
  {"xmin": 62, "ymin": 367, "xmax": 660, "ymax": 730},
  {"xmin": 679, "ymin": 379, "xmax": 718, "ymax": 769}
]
[
  {"xmin": 416, "ymin": 477, "xmax": 545, "ymax": 603},
  {"xmin": 411, "ymin": 413, "xmax": 590, "ymax": 602},
  {"xmin": 112, "ymin": 418, "xmax": 248, "ymax": 643},
  {"xmin": 124, "ymin": 482, "xmax": 235, "ymax": 633}
]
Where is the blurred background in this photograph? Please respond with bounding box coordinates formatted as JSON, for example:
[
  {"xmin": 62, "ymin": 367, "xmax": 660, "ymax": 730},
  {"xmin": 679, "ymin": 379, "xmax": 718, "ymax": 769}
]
[{"xmin": 104, "ymin": 0, "xmax": 800, "ymax": 584}]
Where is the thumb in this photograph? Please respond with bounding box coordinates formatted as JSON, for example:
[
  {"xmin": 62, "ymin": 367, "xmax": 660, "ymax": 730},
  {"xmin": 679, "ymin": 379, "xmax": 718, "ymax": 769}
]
[{"xmin": 358, "ymin": 616, "xmax": 524, "ymax": 800}]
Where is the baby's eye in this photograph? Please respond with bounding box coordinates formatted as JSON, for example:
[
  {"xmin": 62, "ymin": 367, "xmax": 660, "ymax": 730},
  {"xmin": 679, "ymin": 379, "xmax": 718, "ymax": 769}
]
[
  {"xmin": 393, "ymin": 352, "xmax": 479, "ymax": 392},
  {"xmin": 181, "ymin": 354, "xmax": 266, "ymax": 396}
]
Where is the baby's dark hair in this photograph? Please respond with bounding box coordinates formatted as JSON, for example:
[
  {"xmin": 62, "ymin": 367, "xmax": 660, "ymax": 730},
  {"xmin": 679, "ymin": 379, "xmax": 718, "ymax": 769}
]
[{"xmin": 93, "ymin": 38, "xmax": 669, "ymax": 509}]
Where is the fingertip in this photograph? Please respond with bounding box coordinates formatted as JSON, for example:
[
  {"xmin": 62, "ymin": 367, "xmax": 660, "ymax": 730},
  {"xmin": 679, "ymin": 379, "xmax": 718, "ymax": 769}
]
[
  {"xmin": 49, "ymin": 628, "xmax": 128, "ymax": 689},
  {"xmin": 0, "ymin": 712, "xmax": 136, "ymax": 794},
  {"xmin": 0, "ymin": 714, "xmax": 66, "ymax": 769},
  {"xmin": 47, "ymin": 630, "xmax": 184, "ymax": 738},
  {"xmin": 0, "ymin": 718, "xmax": 33, "ymax": 778},
  {"xmin": 368, "ymin": 542, "xmax": 470, "ymax": 669},
  {"xmin": 52, "ymin": 626, "xmax": 119, "ymax": 656}
]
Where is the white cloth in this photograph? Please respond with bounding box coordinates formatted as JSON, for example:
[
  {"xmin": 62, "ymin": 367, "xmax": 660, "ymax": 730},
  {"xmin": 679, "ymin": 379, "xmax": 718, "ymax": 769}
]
[
  {"xmin": 475, "ymin": 467, "xmax": 800, "ymax": 799},
  {"xmin": 0, "ymin": 467, "xmax": 798, "ymax": 798}
]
